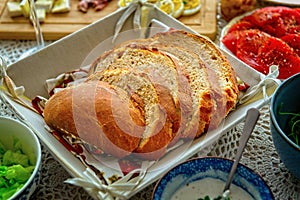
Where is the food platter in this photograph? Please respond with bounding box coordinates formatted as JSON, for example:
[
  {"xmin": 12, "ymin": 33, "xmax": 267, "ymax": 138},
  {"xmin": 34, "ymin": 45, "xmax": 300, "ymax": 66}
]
[
  {"xmin": 263, "ymin": 0, "xmax": 300, "ymax": 6},
  {"xmin": 220, "ymin": 6, "xmax": 300, "ymax": 80},
  {"xmin": 0, "ymin": 0, "xmax": 218, "ymax": 40},
  {"xmin": 2, "ymin": 6, "xmax": 279, "ymax": 199}
]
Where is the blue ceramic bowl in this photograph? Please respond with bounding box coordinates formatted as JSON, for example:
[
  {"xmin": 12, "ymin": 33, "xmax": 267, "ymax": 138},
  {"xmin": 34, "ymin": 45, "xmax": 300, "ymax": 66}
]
[
  {"xmin": 0, "ymin": 116, "xmax": 41, "ymax": 200},
  {"xmin": 152, "ymin": 157, "xmax": 273, "ymax": 200},
  {"xmin": 270, "ymin": 72, "xmax": 300, "ymax": 180}
]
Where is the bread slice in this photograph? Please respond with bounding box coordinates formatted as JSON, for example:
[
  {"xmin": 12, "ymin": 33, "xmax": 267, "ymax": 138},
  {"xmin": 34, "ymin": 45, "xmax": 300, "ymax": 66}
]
[
  {"xmin": 88, "ymin": 68, "xmax": 182, "ymax": 160},
  {"xmin": 91, "ymin": 46, "xmax": 193, "ymax": 127},
  {"xmin": 148, "ymin": 30, "xmax": 239, "ymax": 130},
  {"xmin": 121, "ymin": 42, "xmax": 215, "ymax": 139},
  {"xmin": 43, "ymin": 81, "xmax": 145, "ymax": 158},
  {"xmin": 159, "ymin": 45, "xmax": 215, "ymax": 138}
]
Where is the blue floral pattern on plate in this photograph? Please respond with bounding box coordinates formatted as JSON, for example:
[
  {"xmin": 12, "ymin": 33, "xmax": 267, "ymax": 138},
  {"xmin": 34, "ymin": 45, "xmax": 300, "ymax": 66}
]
[{"xmin": 153, "ymin": 157, "xmax": 274, "ymax": 200}]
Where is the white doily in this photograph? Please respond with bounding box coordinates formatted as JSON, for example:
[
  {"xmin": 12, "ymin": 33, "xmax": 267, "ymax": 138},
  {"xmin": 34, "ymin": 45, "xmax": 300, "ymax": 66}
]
[
  {"xmin": 208, "ymin": 105, "xmax": 300, "ymax": 200},
  {"xmin": 0, "ymin": 40, "xmax": 52, "ymax": 65}
]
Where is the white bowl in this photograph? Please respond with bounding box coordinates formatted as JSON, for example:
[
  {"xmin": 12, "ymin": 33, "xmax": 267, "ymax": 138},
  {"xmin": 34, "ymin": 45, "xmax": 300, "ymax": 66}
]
[{"xmin": 0, "ymin": 116, "xmax": 41, "ymax": 200}]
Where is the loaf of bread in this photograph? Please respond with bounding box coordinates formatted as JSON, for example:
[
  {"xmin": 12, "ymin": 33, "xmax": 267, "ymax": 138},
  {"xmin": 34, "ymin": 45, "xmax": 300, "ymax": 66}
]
[
  {"xmin": 44, "ymin": 30, "xmax": 239, "ymax": 160},
  {"xmin": 91, "ymin": 30, "xmax": 239, "ymax": 135},
  {"xmin": 43, "ymin": 81, "xmax": 145, "ymax": 158}
]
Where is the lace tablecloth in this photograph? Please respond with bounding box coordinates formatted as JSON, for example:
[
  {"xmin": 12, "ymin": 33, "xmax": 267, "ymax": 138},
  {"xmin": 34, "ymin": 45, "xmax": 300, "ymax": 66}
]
[{"xmin": 1, "ymin": 5, "xmax": 300, "ymax": 200}]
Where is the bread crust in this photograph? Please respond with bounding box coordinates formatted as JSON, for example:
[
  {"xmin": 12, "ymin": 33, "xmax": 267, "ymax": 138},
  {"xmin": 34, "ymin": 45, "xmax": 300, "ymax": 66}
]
[{"xmin": 44, "ymin": 81, "xmax": 145, "ymax": 158}]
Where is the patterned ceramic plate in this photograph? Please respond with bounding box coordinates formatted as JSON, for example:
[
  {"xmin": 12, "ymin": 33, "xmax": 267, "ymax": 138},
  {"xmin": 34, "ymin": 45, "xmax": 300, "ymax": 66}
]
[{"xmin": 153, "ymin": 157, "xmax": 274, "ymax": 200}]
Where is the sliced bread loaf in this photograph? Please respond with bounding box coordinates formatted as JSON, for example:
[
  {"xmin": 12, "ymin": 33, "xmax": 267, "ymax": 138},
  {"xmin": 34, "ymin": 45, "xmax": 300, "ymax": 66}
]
[
  {"xmin": 90, "ymin": 30, "xmax": 239, "ymax": 137},
  {"xmin": 88, "ymin": 68, "xmax": 182, "ymax": 160},
  {"xmin": 44, "ymin": 30, "xmax": 239, "ymax": 160},
  {"xmin": 149, "ymin": 30, "xmax": 239, "ymax": 130},
  {"xmin": 122, "ymin": 42, "xmax": 216, "ymax": 139}
]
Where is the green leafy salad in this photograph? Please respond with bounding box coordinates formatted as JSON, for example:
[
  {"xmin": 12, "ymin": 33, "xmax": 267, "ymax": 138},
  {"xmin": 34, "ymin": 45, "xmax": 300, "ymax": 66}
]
[{"xmin": 0, "ymin": 140, "xmax": 35, "ymax": 200}]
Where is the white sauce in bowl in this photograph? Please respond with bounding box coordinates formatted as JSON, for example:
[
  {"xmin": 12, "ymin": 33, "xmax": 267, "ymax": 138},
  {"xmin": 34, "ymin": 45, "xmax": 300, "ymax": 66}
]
[{"xmin": 171, "ymin": 177, "xmax": 254, "ymax": 200}]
